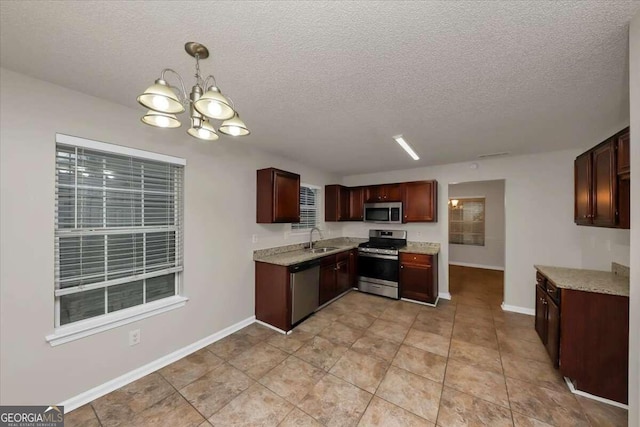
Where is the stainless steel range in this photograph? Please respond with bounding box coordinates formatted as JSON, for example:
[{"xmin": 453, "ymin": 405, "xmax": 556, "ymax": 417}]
[{"xmin": 357, "ymin": 229, "xmax": 407, "ymax": 299}]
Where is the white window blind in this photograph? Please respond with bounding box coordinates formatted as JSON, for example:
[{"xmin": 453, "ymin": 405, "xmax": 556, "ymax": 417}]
[
  {"xmin": 54, "ymin": 136, "xmax": 184, "ymax": 327},
  {"xmin": 449, "ymin": 198, "xmax": 485, "ymax": 246},
  {"xmin": 292, "ymin": 185, "xmax": 318, "ymax": 230}
]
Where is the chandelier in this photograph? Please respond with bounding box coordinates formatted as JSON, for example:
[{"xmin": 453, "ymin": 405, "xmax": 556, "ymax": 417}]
[{"xmin": 137, "ymin": 42, "xmax": 249, "ymax": 141}]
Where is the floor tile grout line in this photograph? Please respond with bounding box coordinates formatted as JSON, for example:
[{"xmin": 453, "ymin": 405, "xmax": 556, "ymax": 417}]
[
  {"xmin": 434, "ymin": 300, "xmax": 457, "ymax": 426},
  {"xmin": 88, "ymin": 403, "xmax": 104, "ymax": 427}
]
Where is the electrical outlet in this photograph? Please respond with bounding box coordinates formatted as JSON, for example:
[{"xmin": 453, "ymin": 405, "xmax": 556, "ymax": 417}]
[
  {"xmin": 129, "ymin": 329, "xmax": 140, "ymax": 346},
  {"xmin": 252, "ymin": 234, "xmax": 258, "ymax": 243}
]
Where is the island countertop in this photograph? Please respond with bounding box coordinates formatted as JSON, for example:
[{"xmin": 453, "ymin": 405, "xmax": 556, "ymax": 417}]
[{"xmin": 534, "ymin": 265, "xmax": 629, "ymax": 297}]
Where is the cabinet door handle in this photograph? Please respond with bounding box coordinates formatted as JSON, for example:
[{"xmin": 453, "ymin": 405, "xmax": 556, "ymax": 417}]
[{"xmin": 400, "ymin": 265, "xmax": 404, "ymax": 269}]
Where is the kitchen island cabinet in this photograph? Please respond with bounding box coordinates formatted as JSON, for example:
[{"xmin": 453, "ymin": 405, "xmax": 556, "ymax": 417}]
[{"xmin": 534, "ymin": 265, "xmax": 629, "ymax": 404}]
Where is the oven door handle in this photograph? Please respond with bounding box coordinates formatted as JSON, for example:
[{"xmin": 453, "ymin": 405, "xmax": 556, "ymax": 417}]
[{"xmin": 357, "ymin": 252, "xmax": 398, "ymax": 261}]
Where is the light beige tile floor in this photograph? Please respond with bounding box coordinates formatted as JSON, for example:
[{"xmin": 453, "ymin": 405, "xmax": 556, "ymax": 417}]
[{"xmin": 65, "ymin": 266, "xmax": 628, "ymax": 426}]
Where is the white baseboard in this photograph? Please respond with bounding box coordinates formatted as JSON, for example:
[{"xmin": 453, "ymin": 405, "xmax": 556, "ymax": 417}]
[
  {"xmin": 401, "ymin": 297, "xmax": 439, "ymax": 308},
  {"xmin": 563, "ymin": 377, "xmax": 628, "ymax": 409},
  {"xmin": 438, "ymin": 292, "xmax": 452, "ymax": 300},
  {"xmin": 59, "ymin": 315, "xmax": 256, "ymax": 412},
  {"xmin": 255, "ymin": 319, "xmax": 289, "ymax": 335},
  {"xmin": 449, "ymin": 262, "xmax": 505, "ymax": 271},
  {"xmin": 501, "ymin": 302, "xmax": 534, "ymax": 316}
]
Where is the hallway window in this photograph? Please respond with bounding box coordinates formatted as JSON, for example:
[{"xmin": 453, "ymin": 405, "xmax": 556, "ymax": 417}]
[
  {"xmin": 449, "ymin": 197, "xmax": 485, "ymax": 246},
  {"xmin": 54, "ymin": 134, "xmax": 185, "ymax": 328}
]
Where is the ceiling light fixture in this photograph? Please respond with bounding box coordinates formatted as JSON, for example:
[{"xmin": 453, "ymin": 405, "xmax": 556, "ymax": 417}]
[
  {"xmin": 392, "ymin": 135, "xmax": 420, "ymax": 160},
  {"xmin": 137, "ymin": 42, "xmax": 249, "ymax": 140}
]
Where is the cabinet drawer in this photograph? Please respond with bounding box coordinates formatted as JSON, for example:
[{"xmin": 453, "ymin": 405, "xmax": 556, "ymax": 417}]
[
  {"xmin": 546, "ymin": 281, "xmax": 560, "ymax": 304},
  {"xmin": 400, "ymin": 252, "xmax": 432, "ymax": 266},
  {"xmin": 320, "ymin": 254, "xmax": 337, "ymax": 267},
  {"xmin": 536, "ymin": 272, "xmax": 546, "ymax": 287}
]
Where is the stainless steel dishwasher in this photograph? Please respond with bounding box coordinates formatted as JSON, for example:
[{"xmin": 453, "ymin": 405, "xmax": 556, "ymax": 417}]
[{"xmin": 290, "ymin": 259, "xmax": 320, "ymax": 325}]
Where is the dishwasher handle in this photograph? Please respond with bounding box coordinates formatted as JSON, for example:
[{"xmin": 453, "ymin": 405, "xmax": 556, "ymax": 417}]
[{"xmin": 289, "ymin": 259, "xmax": 321, "ymax": 273}]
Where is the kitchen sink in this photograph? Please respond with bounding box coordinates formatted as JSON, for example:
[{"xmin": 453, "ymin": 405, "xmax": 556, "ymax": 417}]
[{"xmin": 306, "ymin": 247, "xmax": 339, "ymax": 253}]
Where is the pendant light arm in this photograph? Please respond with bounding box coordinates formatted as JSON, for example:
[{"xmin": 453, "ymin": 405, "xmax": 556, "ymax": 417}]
[
  {"xmin": 202, "ymin": 75, "xmax": 218, "ymax": 90},
  {"xmin": 160, "ymin": 68, "xmax": 189, "ymax": 103}
]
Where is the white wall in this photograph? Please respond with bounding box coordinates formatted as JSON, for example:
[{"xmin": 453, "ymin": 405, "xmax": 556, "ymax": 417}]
[
  {"xmin": 342, "ymin": 146, "xmax": 630, "ymax": 311},
  {"xmin": 448, "ymin": 180, "xmax": 505, "ymax": 270},
  {"xmin": 0, "ymin": 68, "xmax": 340, "ymax": 405},
  {"xmin": 628, "ymin": 10, "xmax": 639, "ymax": 427}
]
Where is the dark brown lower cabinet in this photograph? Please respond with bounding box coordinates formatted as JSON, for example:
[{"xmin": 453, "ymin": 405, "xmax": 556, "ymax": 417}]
[
  {"xmin": 320, "ymin": 252, "xmax": 352, "ymax": 305},
  {"xmin": 560, "ymin": 289, "xmax": 629, "ymax": 404},
  {"xmin": 319, "ymin": 261, "xmax": 336, "ymax": 306},
  {"xmin": 534, "ymin": 270, "xmax": 629, "ymax": 404},
  {"xmin": 399, "ymin": 253, "xmax": 438, "ymax": 304},
  {"xmin": 256, "ymin": 249, "xmax": 355, "ymax": 332}
]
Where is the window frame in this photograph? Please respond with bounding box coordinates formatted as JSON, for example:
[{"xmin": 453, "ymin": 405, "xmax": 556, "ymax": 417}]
[
  {"xmin": 448, "ymin": 197, "xmax": 486, "ymax": 246},
  {"xmin": 290, "ymin": 183, "xmax": 321, "ymax": 233},
  {"xmin": 47, "ymin": 134, "xmax": 188, "ymax": 346}
]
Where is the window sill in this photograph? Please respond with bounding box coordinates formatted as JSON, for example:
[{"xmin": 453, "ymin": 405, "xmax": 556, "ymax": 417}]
[{"xmin": 45, "ymin": 296, "xmax": 188, "ymax": 347}]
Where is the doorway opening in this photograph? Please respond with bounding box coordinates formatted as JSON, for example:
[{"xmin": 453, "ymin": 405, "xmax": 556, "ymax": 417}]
[{"xmin": 448, "ymin": 179, "xmax": 505, "ymax": 309}]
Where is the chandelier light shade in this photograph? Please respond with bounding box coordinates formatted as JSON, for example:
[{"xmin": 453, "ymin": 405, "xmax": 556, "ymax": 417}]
[
  {"xmin": 141, "ymin": 110, "xmax": 182, "ymax": 128},
  {"xmin": 137, "ymin": 42, "xmax": 249, "ymax": 139},
  {"xmin": 193, "ymin": 86, "xmax": 235, "ymax": 120},
  {"xmin": 137, "ymin": 79, "xmax": 185, "ymax": 114},
  {"xmin": 219, "ymin": 113, "xmax": 250, "ymax": 136},
  {"xmin": 188, "ymin": 119, "xmax": 219, "ymax": 141}
]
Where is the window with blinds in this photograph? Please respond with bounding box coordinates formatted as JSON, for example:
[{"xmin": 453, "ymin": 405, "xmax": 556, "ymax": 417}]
[
  {"xmin": 449, "ymin": 198, "xmax": 485, "ymax": 246},
  {"xmin": 54, "ymin": 136, "xmax": 184, "ymax": 327},
  {"xmin": 292, "ymin": 185, "xmax": 318, "ymax": 230}
]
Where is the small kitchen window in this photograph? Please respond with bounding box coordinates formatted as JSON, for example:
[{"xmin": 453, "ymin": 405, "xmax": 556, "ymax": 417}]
[
  {"xmin": 449, "ymin": 197, "xmax": 485, "ymax": 246},
  {"xmin": 292, "ymin": 184, "xmax": 319, "ymax": 230},
  {"xmin": 47, "ymin": 134, "xmax": 187, "ymax": 346}
]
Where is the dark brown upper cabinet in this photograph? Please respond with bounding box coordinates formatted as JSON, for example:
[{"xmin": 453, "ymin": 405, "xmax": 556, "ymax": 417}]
[
  {"xmin": 403, "ymin": 180, "xmax": 437, "ymax": 222},
  {"xmin": 591, "ymin": 141, "xmax": 617, "ymax": 227},
  {"xmin": 256, "ymin": 168, "xmax": 300, "ymax": 223},
  {"xmin": 365, "ymin": 184, "xmax": 403, "ymax": 202},
  {"xmin": 574, "ymin": 127, "xmax": 629, "ymax": 229},
  {"xmin": 617, "ymin": 129, "xmax": 630, "ymax": 177},
  {"xmin": 325, "ymin": 180, "xmax": 438, "ymax": 223},
  {"xmin": 574, "ymin": 152, "xmax": 592, "ymax": 226},
  {"xmin": 348, "ymin": 187, "xmax": 365, "ymax": 221},
  {"xmin": 325, "ymin": 185, "xmax": 350, "ymax": 222}
]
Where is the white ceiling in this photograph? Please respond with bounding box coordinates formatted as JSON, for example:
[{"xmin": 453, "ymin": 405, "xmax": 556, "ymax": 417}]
[{"xmin": 1, "ymin": 1, "xmax": 638, "ymax": 175}]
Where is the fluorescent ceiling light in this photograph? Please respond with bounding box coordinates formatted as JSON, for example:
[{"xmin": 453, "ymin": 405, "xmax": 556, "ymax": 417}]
[{"xmin": 393, "ymin": 135, "xmax": 420, "ymax": 160}]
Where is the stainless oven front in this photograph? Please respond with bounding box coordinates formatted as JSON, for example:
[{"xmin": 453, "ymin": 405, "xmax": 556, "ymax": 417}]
[{"xmin": 357, "ymin": 252, "xmax": 399, "ymax": 299}]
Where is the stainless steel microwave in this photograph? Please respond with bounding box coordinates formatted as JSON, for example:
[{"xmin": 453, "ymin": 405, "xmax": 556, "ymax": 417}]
[{"xmin": 363, "ymin": 202, "xmax": 403, "ymax": 224}]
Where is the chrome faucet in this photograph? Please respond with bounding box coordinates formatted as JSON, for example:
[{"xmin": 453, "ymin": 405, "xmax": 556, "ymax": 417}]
[{"xmin": 309, "ymin": 227, "xmax": 322, "ymax": 249}]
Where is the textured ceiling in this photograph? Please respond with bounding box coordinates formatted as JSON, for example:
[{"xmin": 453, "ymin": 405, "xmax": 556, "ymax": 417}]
[{"xmin": 1, "ymin": 1, "xmax": 638, "ymax": 175}]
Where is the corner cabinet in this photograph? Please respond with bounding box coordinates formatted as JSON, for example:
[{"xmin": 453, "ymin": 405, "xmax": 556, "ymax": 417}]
[
  {"xmin": 399, "ymin": 253, "xmax": 438, "ymax": 304},
  {"xmin": 574, "ymin": 127, "xmax": 629, "ymax": 229},
  {"xmin": 325, "ymin": 185, "xmax": 350, "ymax": 222},
  {"xmin": 257, "ymin": 168, "xmax": 300, "ymax": 223}
]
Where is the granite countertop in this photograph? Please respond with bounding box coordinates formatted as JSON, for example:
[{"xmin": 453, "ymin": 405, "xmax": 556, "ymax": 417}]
[
  {"xmin": 253, "ymin": 237, "xmax": 366, "ymax": 266},
  {"xmin": 400, "ymin": 242, "xmax": 441, "ymax": 255},
  {"xmin": 534, "ymin": 265, "xmax": 630, "ymax": 297},
  {"xmin": 254, "ymin": 237, "xmax": 441, "ymax": 266}
]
